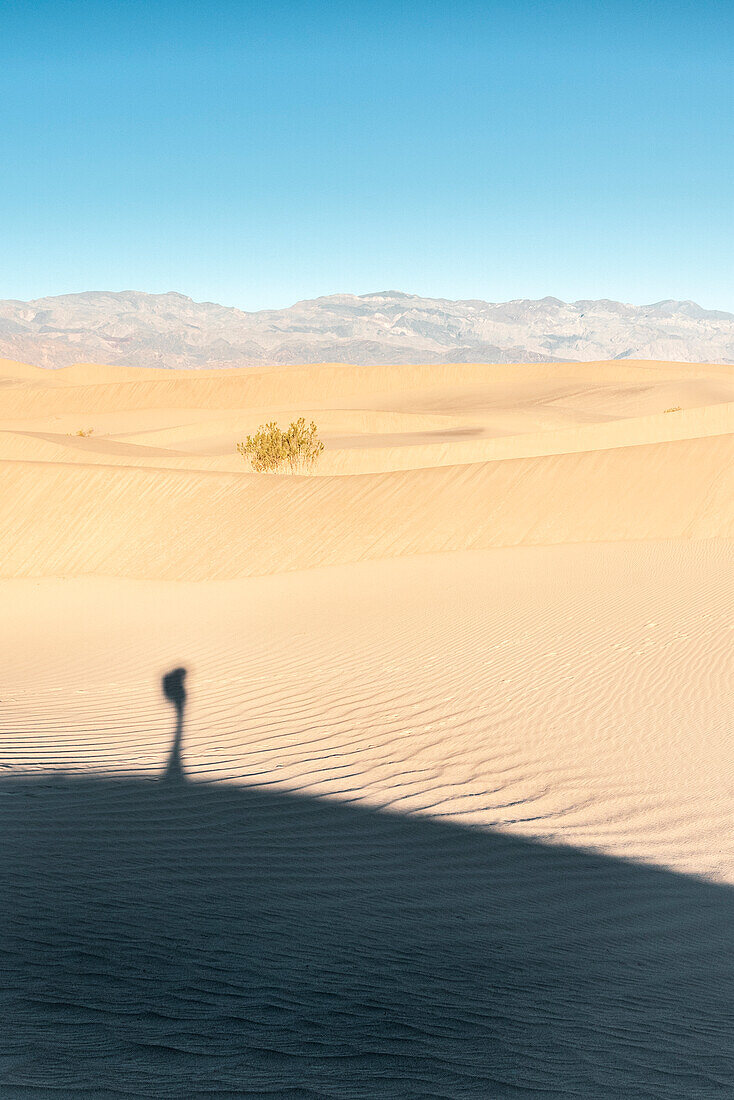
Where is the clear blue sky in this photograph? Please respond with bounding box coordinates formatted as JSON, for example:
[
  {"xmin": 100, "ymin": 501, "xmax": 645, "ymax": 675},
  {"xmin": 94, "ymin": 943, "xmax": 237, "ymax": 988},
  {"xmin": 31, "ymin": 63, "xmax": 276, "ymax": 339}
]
[{"xmin": 2, "ymin": 0, "xmax": 732, "ymax": 310}]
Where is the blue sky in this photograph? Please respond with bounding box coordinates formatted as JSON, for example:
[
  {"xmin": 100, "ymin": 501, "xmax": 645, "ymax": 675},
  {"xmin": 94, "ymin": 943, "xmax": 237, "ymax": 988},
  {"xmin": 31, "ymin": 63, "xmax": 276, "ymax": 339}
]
[{"xmin": 2, "ymin": 0, "xmax": 732, "ymax": 310}]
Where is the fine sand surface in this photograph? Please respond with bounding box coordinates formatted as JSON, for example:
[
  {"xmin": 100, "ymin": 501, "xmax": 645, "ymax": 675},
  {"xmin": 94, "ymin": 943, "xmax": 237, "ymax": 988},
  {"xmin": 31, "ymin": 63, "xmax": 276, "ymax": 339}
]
[{"xmin": 1, "ymin": 357, "xmax": 733, "ymax": 1096}]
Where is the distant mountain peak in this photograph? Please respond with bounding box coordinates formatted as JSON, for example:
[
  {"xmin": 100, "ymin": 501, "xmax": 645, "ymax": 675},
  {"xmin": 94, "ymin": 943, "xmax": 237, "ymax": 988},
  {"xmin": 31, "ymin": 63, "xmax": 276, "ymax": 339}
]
[{"xmin": 0, "ymin": 290, "xmax": 731, "ymax": 369}]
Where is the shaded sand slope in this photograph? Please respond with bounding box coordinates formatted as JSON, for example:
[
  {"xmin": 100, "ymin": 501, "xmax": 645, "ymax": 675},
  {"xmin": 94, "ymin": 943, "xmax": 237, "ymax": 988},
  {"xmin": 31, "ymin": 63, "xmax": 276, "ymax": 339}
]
[{"xmin": 2, "ymin": 775, "xmax": 732, "ymax": 1098}]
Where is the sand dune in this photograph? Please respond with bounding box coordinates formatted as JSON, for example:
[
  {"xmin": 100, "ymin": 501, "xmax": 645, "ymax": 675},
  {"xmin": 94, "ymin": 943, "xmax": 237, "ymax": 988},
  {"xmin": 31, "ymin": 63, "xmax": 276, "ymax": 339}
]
[
  {"xmin": 2, "ymin": 357, "xmax": 733, "ymax": 578},
  {"xmin": 2, "ymin": 542, "xmax": 733, "ymax": 1095},
  {"xmin": 2, "ymin": 432, "xmax": 734, "ymax": 580},
  {"xmin": 1, "ymin": 358, "xmax": 732, "ymax": 1095}
]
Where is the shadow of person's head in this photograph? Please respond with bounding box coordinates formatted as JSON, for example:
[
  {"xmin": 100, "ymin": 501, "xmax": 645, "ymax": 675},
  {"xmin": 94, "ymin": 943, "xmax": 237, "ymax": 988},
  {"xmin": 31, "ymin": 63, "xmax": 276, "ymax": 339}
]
[{"xmin": 162, "ymin": 667, "xmax": 187, "ymax": 711}]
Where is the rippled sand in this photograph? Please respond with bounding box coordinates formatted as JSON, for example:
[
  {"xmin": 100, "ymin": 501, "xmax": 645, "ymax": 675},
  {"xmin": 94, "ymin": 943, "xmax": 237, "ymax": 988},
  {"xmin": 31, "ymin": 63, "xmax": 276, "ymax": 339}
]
[{"xmin": 1, "ymin": 358, "xmax": 733, "ymax": 1095}]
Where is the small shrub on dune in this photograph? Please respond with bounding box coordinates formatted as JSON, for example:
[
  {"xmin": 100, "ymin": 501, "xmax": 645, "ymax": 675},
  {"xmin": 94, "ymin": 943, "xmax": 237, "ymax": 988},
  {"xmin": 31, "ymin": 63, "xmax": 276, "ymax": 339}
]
[
  {"xmin": 664, "ymin": 406, "xmax": 682, "ymax": 414},
  {"xmin": 72, "ymin": 428, "xmax": 94, "ymax": 437},
  {"xmin": 237, "ymin": 418, "xmax": 324, "ymax": 473}
]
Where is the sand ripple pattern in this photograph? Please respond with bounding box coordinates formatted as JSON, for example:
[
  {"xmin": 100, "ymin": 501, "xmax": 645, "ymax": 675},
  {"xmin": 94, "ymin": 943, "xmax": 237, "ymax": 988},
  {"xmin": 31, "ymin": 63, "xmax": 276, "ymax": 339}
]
[{"xmin": 1, "ymin": 541, "xmax": 733, "ymax": 1095}]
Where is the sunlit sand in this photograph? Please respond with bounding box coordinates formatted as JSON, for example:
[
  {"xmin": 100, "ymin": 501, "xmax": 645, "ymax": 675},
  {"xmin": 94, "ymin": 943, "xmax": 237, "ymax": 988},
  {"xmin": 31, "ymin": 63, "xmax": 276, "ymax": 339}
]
[{"xmin": 1, "ymin": 357, "xmax": 732, "ymax": 1095}]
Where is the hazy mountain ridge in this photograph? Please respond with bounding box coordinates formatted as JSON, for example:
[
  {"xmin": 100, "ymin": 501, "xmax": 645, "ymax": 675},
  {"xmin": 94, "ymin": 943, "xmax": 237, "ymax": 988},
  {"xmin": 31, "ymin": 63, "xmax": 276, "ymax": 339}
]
[{"xmin": 1, "ymin": 290, "xmax": 733, "ymax": 369}]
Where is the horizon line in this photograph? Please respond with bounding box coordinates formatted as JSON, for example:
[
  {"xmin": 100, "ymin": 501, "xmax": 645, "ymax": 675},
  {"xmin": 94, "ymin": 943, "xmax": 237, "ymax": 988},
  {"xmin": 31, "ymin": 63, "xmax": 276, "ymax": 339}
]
[{"xmin": 3, "ymin": 287, "xmax": 733, "ymax": 317}]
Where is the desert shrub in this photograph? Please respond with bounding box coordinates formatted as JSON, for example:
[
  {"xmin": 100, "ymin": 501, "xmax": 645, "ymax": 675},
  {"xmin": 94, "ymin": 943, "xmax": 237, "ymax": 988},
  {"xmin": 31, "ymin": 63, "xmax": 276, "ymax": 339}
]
[
  {"xmin": 664, "ymin": 406, "xmax": 682, "ymax": 414},
  {"xmin": 237, "ymin": 418, "xmax": 324, "ymax": 473},
  {"xmin": 237, "ymin": 420, "xmax": 284, "ymax": 472},
  {"xmin": 72, "ymin": 428, "xmax": 94, "ymax": 437}
]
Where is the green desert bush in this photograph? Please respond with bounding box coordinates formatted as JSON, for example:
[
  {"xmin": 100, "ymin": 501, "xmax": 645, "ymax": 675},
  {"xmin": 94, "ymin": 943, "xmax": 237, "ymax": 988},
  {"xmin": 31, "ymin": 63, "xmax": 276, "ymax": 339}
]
[{"xmin": 237, "ymin": 418, "xmax": 324, "ymax": 473}]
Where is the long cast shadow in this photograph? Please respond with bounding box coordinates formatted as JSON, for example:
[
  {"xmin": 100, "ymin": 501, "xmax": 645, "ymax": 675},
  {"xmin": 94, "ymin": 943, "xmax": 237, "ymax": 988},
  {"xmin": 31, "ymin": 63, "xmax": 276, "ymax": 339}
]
[
  {"xmin": 0, "ymin": 680, "xmax": 732, "ymax": 1096},
  {"xmin": 161, "ymin": 666, "xmax": 187, "ymax": 782}
]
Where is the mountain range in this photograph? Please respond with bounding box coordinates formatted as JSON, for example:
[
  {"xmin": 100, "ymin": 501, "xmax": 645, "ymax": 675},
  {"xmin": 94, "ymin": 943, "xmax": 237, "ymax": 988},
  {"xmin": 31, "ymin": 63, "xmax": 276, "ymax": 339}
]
[{"xmin": 1, "ymin": 290, "xmax": 733, "ymax": 369}]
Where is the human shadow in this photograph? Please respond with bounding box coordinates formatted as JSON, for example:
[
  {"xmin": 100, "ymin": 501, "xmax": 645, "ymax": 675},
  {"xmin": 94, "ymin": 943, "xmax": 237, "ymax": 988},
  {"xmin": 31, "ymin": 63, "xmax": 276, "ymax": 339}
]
[
  {"xmin": 0, "ymin": 700, "xmax": 732, "ymax": 1095},
  {"xmin": 161, "ymin": 666, "xmax": 187, "ymax": 782}
]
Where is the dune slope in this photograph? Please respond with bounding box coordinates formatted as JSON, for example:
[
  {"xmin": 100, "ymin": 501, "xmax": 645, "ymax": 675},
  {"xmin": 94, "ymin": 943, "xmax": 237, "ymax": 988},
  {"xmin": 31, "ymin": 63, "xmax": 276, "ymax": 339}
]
[
  {"xmin": 1, "ymin": 540, "xmax": 733, "ymax": 1096},
  {"xmin": 2, "ymin": 357, "xmax": 733, "ymax": 578},
  {"xmin": 1, "ymin": 358, "xmax": 732, "ymax": 1095}
]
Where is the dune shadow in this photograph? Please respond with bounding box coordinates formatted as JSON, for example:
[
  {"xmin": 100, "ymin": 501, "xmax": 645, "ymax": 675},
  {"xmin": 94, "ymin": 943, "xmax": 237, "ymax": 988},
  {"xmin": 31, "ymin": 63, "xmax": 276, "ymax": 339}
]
[{"xmin": 1, "ymin": 765, "xmax": 732, "ymax": 1097}]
